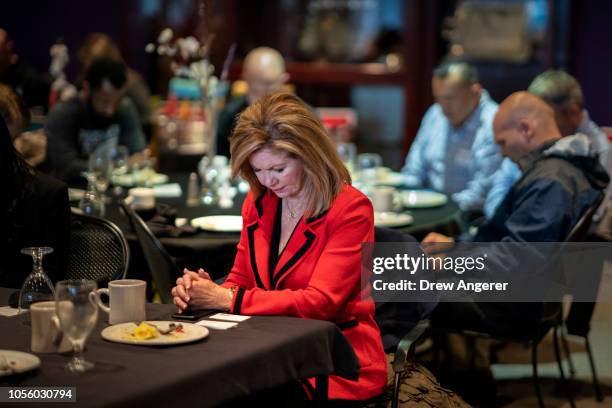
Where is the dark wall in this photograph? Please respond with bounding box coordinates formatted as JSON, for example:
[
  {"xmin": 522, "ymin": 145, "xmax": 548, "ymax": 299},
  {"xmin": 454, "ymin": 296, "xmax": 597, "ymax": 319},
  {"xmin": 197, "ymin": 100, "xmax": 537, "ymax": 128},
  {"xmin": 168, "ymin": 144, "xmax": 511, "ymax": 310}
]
[
  {"xmin": 0, "ymin": 0, "xmax": 160, "ymax": 85},
  {"xmin": 1, "ymin": 0, "xmax": 123, "ymax": 79},
  {"xmin": 571, "ymin": 1, "xmax": 612, "ymax": 125}
]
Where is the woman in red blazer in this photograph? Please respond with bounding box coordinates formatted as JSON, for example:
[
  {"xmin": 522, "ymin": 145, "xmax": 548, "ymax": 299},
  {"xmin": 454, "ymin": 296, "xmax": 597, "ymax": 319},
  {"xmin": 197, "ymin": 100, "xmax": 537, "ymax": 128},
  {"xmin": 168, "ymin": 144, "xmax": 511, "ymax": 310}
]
[{"xmin": 172, "ymin": 92, "xmax": 387, "ymax": 401}]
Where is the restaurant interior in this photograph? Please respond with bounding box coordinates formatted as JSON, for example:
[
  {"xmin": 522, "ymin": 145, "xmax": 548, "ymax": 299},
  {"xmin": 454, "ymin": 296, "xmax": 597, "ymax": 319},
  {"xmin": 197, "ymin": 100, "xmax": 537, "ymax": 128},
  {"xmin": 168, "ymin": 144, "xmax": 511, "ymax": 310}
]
[{"xmin": 1, "ymin": 1, "xmax": 612, "ymax": 407}]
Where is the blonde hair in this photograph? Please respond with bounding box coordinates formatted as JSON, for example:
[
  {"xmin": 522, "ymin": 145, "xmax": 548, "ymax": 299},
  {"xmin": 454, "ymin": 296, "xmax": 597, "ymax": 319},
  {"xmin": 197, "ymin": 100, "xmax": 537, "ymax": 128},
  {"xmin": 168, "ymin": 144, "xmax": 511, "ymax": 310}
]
[{"xmin": 230, "ymin": 92, "xmax": 350, "ymax": 218}]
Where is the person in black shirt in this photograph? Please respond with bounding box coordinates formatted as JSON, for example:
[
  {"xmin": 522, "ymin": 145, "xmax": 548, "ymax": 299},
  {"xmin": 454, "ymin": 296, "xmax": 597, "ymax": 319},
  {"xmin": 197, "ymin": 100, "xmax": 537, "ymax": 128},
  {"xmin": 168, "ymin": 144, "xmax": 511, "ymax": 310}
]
[
  {"xmin": 45, "ymin": 57, "xmax": 146, "ymax": 185},
  {"xmin": 0, "ymin": 99, "xmax": 70, "ymax": 289}
]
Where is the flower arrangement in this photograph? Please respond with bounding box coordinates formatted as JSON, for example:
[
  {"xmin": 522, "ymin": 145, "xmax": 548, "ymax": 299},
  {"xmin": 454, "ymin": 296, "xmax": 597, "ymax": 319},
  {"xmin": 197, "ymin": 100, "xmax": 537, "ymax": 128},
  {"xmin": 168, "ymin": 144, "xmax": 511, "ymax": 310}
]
[{"xmin": 146, "ymin": 28, "xmax": 220, "ymax": 103}]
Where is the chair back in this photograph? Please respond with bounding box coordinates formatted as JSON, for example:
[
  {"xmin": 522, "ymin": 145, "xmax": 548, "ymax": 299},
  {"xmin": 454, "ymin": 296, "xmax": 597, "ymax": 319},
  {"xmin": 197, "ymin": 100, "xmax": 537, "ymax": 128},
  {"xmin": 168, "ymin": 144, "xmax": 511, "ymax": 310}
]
[
  {"xmin": 564, "ymin": 192, "xmax": 605, "ymax": 242},
  {"xmin": 560, "ymin": 191, "xmax": 606, "ymax": 337},
  {"xmin": 565, "ymin": 192, "xmax": 605, "ymax": 337},
  {"xmin": 119, "ymin": 200, "xmax": 180, "ymax": 303},
  {"xmin": 373, "ymin": 227, "xmax": 437, "ymax": 351},
  {"xmin": 66, "ymin": 209, "xmax": 129, "ymax": 285}
]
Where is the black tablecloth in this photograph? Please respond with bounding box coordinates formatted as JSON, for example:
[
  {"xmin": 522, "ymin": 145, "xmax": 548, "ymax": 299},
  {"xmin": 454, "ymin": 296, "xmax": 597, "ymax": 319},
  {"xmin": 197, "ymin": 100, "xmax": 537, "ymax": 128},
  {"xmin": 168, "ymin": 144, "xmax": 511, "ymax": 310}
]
[{"xmin": 0, "ymin": 288, "xmax": 358, "ymax": 407}]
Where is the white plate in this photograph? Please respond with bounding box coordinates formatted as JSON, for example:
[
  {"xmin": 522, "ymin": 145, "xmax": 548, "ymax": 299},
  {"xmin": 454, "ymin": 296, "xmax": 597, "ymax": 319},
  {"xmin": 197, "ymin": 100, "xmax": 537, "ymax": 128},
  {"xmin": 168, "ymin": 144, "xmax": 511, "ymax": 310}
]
[
  {"xmin": 113, "ymin": 173, "xmax": 170, "ymax": 187},
  {"xmin": 101, "ymin": 321, "xmax": 209, "ymax": 346},
  {"xmin": 0, "ymin": 350, "xmax": 41, "ymax": 377},
  {"xmin": 399, "ymin": 190, "xmax": 448, "ymax": 208},
  {"xmin": 68, "ymin": 188, "xmax": 86, "ymax": 202},
  {"xmin": 191, "ymin": 215, "xmax": 243, "ymax": 232},
  {"xmin": 374, "ymin": 212, "xmax": 413, "ymax": 227}
]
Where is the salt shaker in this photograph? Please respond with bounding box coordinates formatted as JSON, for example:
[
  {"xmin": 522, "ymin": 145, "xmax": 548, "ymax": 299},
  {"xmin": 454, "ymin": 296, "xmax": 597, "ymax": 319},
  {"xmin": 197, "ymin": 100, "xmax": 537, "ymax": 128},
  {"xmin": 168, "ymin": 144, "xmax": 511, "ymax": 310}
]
[{"xmin": 186, "ymin": 172, "xmax": 199, "ymax": 207}]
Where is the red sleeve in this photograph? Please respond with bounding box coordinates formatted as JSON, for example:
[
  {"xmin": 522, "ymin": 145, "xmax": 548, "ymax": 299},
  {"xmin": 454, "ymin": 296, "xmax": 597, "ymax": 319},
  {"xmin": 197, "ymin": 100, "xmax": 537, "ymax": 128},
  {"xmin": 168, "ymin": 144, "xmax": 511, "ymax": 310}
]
[{"xmin": 231, "ymin": 193, "xmax": 374, "ymax": 320}]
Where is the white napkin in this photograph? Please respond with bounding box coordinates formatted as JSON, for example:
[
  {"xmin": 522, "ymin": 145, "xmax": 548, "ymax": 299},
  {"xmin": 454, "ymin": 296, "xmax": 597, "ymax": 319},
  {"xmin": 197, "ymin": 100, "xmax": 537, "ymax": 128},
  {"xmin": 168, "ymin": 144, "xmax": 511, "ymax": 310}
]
[
  {"xmin": 153, "ymin": 183, "xmax": 182, "ymax": 198},
  {"xmin": 196, "ymin": 320, "xmax": 238, "ymax": 330},
  {"xmin": 209, "ymin": 313, "xmax": 251, "ymax": 322}
]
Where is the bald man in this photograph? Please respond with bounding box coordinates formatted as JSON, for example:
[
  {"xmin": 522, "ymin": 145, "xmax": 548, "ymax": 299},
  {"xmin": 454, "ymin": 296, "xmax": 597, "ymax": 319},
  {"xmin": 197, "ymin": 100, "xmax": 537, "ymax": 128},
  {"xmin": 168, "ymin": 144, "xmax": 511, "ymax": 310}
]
[
  {"xmin": 484, "ymin": 70, "xmax": 609, "ymax": 219},
  {"xmin": 426, "ymin": 91, "xmax": 607, "ymax": 245},
  {"xmin": 424, "ymin": 92, "xmax": 608, "ymax": 337},
  {"xmin": 216, "ymin": 47, "xmax": 288, "ymax": 157}
]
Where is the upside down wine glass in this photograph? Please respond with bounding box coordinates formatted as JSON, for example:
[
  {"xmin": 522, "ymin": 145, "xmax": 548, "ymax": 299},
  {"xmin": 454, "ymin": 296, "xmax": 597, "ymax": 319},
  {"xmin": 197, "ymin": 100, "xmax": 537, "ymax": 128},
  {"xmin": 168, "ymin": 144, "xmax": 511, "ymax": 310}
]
[
  {"xmin": 18, "ymin": 247, "xmax": 56, "ymax": 314},
  {"xmin": 55, "ymin": 280, "xmax": 99, "ymax": 373}
]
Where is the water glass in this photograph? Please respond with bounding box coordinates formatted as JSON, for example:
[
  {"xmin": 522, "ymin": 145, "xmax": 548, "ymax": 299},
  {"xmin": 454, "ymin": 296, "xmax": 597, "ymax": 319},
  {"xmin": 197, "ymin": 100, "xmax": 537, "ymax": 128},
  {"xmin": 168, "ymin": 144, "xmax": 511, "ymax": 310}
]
[{"xmin": 55, "ymin": 280, "xmax": 99, "ymax": 373}]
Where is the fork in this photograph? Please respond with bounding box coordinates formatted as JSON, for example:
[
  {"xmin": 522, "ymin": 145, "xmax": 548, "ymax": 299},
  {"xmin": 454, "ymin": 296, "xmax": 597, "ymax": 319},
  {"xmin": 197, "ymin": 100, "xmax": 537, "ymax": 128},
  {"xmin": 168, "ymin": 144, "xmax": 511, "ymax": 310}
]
[{"xmin": 136, "ymin": 322, "xmax": 182, "ymax": 335}]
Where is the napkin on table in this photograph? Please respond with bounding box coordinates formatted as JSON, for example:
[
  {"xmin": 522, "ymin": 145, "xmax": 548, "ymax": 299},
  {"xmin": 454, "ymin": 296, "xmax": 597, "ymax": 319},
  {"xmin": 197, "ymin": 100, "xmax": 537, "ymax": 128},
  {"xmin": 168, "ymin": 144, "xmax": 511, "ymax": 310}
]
[{"xmin": 196, "ymin": 320, "xmax": 238, "ymax": 330}]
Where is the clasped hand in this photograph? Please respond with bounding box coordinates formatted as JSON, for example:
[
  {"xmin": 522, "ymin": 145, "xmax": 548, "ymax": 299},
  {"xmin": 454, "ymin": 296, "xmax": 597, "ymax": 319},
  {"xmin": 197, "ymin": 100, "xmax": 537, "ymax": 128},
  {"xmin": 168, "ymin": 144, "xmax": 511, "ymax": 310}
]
[{"xmin": 171, "ymin": 268, "xmax": 232, "ymax": 312}]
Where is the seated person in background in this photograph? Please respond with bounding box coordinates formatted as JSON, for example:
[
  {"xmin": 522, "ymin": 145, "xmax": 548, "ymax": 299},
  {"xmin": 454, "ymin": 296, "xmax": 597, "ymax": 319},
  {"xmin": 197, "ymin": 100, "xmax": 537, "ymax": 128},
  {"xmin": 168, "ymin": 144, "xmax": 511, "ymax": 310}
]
[
  {"xmin": 77, "ymin": 33, "xmax": 152, "ymax": 135},
  {"xmin": 46, "ymin": 57, "xmax": 146, "ymax": 185},
  {"xmin": 173, "ymin": 92, "xmax": 387, "ymax": 402},
  {"xmin": 0, "ymin": 28, "xmax": 52, "ymax": 112},
  {"xmin": 0, "ymin": 84, "xmax": 46, "ymax": 168},
  {"xmin": 402, "ymin": 61, "xmax": 502, "ymax": 214},
  {"xmin": 424, "ymin": 91, "xmax": 608, "ymax": 336},
  {"xmin": 0, "ymin": 110, "xmax": 70, "ymax": 289},
  {"xmin": 216, "ymin": 47, "xmax": 289, "ymax": 157},
  {"xmin": 484, "ymin": 70, "xmax": 610, "ymax": 219}
]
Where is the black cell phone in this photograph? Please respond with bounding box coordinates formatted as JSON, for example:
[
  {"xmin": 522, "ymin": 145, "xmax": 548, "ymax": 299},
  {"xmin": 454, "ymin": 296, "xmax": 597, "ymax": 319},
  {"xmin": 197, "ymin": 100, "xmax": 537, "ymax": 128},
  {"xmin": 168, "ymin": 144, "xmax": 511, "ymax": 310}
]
[
  {"xmin": 171, "ymin": 312, "xmax": 198, "ymax": 320},
  {"xmin": 171, "ymin": 308, "xmax": 217, "ymax": 321}
]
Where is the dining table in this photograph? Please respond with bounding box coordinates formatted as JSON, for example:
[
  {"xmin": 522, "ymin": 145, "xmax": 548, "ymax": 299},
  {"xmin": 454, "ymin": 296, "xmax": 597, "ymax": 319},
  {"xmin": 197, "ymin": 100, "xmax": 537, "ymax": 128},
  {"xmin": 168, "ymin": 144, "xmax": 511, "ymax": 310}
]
[{"xmin": 0, "ymin": 287, "xmax": 359, "ymax": 407}]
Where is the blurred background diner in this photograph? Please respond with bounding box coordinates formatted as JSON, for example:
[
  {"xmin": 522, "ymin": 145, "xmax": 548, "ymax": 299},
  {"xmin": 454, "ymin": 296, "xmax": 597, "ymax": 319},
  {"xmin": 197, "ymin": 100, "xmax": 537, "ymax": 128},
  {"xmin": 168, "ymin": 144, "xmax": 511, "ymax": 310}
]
[{"xmin": 1, "ymin": 0, "xmax": 612, "ymax": 406}]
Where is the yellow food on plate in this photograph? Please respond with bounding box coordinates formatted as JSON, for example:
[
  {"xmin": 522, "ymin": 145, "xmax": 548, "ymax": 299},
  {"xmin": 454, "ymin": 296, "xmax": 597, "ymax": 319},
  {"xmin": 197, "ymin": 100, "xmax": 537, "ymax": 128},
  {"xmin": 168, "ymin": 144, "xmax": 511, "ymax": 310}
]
[{"xmin": 125, "ymin": 322, "xmax": 160, "ymax": 340}]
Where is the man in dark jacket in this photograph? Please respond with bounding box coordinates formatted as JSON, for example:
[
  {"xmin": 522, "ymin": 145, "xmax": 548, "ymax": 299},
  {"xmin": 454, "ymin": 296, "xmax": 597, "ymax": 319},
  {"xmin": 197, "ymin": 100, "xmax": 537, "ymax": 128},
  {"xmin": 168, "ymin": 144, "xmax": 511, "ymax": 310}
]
[
  {"xmin": 425, "ymin": 91, "xmax": 608, "ymax": 250},
  {"xmin": 420, "ymin": 91, "xmax": 608, "ymax": 404}
]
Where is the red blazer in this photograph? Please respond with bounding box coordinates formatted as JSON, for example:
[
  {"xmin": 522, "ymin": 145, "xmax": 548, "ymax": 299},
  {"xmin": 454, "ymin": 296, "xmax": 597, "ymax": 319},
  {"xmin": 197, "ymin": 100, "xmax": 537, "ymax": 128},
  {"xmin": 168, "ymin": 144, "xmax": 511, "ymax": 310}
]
[{"xmin": 223, "ymin": 184, "xmax": 387, "ymax": 400}]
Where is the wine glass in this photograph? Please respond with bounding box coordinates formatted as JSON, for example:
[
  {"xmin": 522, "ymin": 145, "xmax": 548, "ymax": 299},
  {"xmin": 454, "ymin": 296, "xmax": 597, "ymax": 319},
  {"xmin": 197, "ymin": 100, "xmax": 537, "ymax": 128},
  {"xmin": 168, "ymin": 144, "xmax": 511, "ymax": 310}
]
[
  {"xmin": 109, "ymin": 145, "xmax": 129, "ymax": 195},
  {"xmin": 357, "ymin": 153, "xmax": 383, "ymax": 171},
  {"xmin": 357, "ymin": 153, "xmax": 383, "ymax": 195},
  {"xmin": 89, "ymin": 144, "xmax": 114, "ymax": 200},
  {"xmin": 18, "ymin": 247, "xmax": 56, "ymax": 313},
  {"xmin": 78, "ymin": 190, "xmax": 105, "ymax": 217},
  {"xmin": 336, "ymin": 142, "xmax": 357, "ymax": 173},
  {"xmin": 55, "ymin": 280, "xmax": 99, "ymax": 373}
]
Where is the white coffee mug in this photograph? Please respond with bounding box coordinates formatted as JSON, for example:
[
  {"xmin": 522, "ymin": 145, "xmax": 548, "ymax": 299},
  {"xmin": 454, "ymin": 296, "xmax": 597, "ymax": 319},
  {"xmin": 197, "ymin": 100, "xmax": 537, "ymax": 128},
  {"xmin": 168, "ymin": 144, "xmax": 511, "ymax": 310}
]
[
  {"xmin": 30, "ymin": 301, "xmax": 72, "ymax": 353},
  {"xmin": 372, "ymin": 187, "xmax": 396, "ymax": 213},
  {"xmin": 95, "ymin": 279, "xmax": 146, "ymax": 325},
  {"xmin": 127, "ymin": 187, "xmax": 156, "ymax": 210}
]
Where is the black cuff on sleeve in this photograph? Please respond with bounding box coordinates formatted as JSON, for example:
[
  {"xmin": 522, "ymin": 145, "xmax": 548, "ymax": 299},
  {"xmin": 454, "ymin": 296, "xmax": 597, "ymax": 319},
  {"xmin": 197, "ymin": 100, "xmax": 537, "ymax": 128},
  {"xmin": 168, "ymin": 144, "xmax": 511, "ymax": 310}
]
[{"xmin": 232, "ymin": 287, "xmax": 246, "ymax": 314}]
